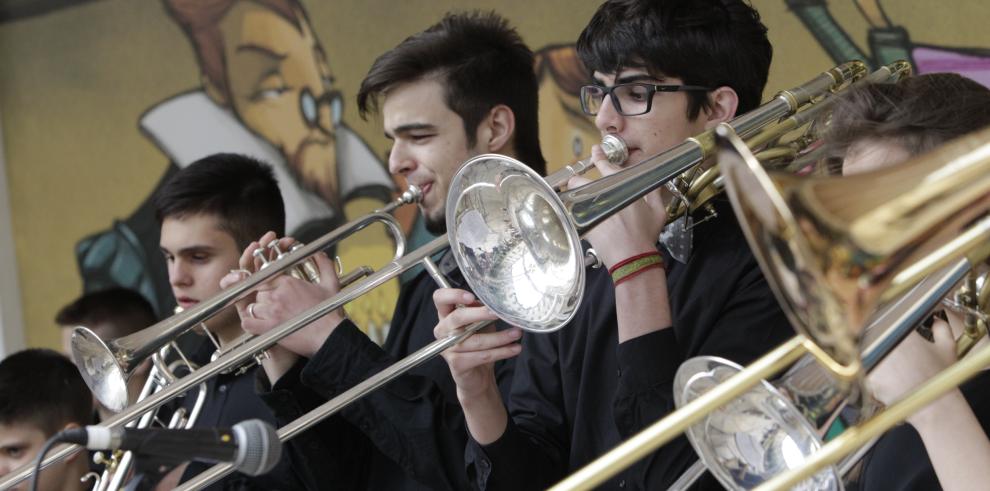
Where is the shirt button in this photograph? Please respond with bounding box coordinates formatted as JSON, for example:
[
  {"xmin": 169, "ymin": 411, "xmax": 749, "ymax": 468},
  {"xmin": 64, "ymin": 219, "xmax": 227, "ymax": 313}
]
[
  {"xmin": 616, "ymin": 369, "xmax": 622, "ymax": 378},
  {"xmin": 218, "ymin": 384, "xmax": 228, "ymax": 393},
  {"xmin": 619, "ymin": 479, "xmax": 626, "ymax": 488}
]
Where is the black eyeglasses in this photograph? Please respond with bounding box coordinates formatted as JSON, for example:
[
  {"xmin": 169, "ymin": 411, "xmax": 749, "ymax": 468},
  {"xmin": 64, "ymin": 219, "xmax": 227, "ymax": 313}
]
[
  {"xmin": 580, "ymin": 83, "xmax": 712, "ymax": 116},
  {"xmin": 300, "ymin": 87, "xmax": 343, "ymax": 134}
]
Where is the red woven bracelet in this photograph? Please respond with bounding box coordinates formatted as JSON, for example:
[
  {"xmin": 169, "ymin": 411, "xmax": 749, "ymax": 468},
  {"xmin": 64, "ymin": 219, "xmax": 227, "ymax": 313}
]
[{"xmin": 609, "ymin": 251, "xmax": 664, "ymax": 285}]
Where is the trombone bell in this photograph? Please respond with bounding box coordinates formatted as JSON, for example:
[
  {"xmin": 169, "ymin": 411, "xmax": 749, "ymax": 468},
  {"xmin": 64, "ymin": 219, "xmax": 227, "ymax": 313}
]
[
  {"xmin": 71, "ymin": 326, "xmax": 131, "ymax": 413},
  {"xmin": 674, "ymin": 357, "xmax": 841, "ymax": 491}
]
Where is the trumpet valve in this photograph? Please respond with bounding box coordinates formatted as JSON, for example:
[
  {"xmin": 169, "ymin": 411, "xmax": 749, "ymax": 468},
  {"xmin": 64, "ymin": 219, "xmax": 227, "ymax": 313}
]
[
  {"xmin": 288, "ymin": 243, "xmax": 322, "ymax": 283},
  {"xmin": 253, "ymin": 247, "xmax": 272, "ymax": 269}
]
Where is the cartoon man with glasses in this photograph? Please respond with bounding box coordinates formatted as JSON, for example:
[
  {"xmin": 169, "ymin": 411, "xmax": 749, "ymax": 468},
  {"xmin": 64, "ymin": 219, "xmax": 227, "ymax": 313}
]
[{"xmin": 75, "ymin": 0, "xmax": 398, "ymax": 333}]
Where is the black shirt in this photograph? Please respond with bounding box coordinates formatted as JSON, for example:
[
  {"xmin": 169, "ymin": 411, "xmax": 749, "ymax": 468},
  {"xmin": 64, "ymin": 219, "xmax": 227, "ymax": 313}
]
[
  {"xmin": 465, "ymin": 198, "xmax": 795, "ymax": 490},
  {"xmin": 260, "ymin": 254, "xmax": 516, "ymax": 490},
  {"xmin": 852, "ymin": 368, "xmax": 990, "ymax": 490},
  {"xmin": 178, "ymin": 361, "xmax": 304, "ymax": 490}
]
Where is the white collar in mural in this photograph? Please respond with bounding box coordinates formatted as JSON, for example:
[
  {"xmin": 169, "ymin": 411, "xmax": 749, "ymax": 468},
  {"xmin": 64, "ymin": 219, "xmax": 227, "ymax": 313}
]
[{"xmin": 139, "ymin": 91, "xmax": 394, "ymax": 233}]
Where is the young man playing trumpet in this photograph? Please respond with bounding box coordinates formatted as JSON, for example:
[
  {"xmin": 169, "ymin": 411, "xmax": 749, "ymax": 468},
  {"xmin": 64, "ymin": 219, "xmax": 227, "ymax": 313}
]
[
  {"xmin": 223, "ymin": 11, "xmax": 547, "ymax": 490},
  {"xmin": 152, "ymin": 153, "xmax": 303, "ymax": 490},
  {"xmin": 433, "ymin": 0, "xmax": 794, "ymax": 489}
]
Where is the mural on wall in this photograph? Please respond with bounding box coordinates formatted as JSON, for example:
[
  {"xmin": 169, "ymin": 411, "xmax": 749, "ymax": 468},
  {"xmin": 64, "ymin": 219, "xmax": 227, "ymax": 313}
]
[
  {"xmin": 789, "ymin": 0, "xmax": 990, "ymax": 87},
  {"xmin": 61, "ymin": 1, "xmax": 600, "ymax": 343},
  {"xmin": 534, "ymin": 44, "xmax": 599, "ymax": 177},
  {"xmin": 73, "ymin": 0, "xmax": 403, "ymax": 338}
]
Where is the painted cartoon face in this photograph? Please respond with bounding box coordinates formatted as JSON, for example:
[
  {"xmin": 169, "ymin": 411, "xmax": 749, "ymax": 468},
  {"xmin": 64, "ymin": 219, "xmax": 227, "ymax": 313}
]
[
  {"xmin": 160, "ymin": 213, "xmax": 242, "ymax": 341},
  {"xmin": 592, "ymin": 68, "xmax": 709, "ymax": 166},
  {"xmin": 383, "ymin": 78, "xmax": 486, "ymax": 234},
  {"xmin": 219, "ymin": 3, "xmax": 340, "ymax": 205}
]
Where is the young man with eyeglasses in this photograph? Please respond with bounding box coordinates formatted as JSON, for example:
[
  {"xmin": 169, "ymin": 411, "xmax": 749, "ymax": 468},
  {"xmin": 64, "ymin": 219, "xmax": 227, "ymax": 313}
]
[{"xmin": 433, "ymin": 1, "xmax": 794, "ymax": 489}]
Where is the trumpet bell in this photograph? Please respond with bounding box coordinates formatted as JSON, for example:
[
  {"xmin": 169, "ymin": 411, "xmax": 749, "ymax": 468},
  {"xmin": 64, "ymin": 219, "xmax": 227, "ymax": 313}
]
[
  {"xmin": 674, "ymin": 357, "xmax": 842, "ymax": 490},
  {"xmin": 71, "ymin": 326, "xmax": 130, "ymax": 412},
  {"xmin": 446, "ymin": 154, "xmax": 585, "ymax": 331}
]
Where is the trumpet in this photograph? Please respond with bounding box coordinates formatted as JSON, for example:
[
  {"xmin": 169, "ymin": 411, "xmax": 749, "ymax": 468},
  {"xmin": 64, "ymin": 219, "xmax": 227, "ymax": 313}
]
[
  {"xmin": 549, "ymin": 114, "xmax": 990, "ymax": 490},
  {"xmin": 0, "ymin": 188, "xmax": 422, "ymax": 490},
  {"xmin": 82, "ymin": 342, "xmax": 209, "ymax": 491}
]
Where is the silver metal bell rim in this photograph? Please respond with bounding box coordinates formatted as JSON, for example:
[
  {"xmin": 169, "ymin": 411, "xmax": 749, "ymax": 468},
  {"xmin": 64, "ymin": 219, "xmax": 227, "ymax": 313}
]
[
  {"xmin": 71, "ymin": 326, "xmax": 129, "ymax": 413},
  {"xmin": 675, "ymin": 355, "xmax": 841, "ymax": 491},
  {"xmin": 445, "ymin": 153, "xmax": 585, "ymax": 333}
]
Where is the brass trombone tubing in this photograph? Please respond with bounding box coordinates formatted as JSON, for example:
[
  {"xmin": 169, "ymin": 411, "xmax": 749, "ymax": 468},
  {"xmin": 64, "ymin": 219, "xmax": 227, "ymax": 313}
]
[
  {"xmin": 756, "ymin": 340, "xmax": 990, "ymax": 491},
  {"xmin": 666, "ymin": 60, "xmax": 912, "ymax": 221},
  {"xmin": 561, "ymin": 61, "xmax": 868, "ymax": 235}
]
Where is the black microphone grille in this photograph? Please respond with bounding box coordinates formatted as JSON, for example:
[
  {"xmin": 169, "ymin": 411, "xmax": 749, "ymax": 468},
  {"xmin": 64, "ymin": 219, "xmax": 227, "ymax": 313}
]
[{"xmin": 231, "ymin": 419, "xmax": 282, "ymax": 476}]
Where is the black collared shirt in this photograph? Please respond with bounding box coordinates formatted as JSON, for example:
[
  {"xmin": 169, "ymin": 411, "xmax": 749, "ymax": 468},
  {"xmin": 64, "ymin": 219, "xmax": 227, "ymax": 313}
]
[
  {"xmin": 464, "ymin": 197, "xmax": 795, "ymax": 490},
  {"xmin": 260, "ymin": 254, "xmax": 516, "ymax": 490},
  {"xmin": 178, "ymin": 361, "xmax": 304, "ymax": 490}
]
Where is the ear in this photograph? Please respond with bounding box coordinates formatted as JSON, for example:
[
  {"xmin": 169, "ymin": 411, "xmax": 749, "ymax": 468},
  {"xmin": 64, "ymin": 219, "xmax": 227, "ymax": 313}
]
[
  {"xmin": 477, "ymin": 104, "xmax": 516, "ymax": 154},
  {"xmin": 201, "ymin": 73, "xmax": 229, "ymax": 107},
  {"xmin": 702, "ymin": 87, "xmax": 739, "ymax": 130}
]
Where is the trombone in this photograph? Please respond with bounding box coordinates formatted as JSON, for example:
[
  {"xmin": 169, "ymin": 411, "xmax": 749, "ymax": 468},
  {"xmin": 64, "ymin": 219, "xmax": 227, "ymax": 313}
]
[
  {"xmin": 549, "ymin": 117, "xmax": 990, "ymax": 490},
  {"xmin": 172, "ymin": 60, "xmax": 869, "ymax": 489}
]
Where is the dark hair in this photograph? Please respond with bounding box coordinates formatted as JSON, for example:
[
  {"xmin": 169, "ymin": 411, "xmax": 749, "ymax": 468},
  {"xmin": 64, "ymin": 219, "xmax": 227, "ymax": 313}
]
[
  {"xmin": 154, "ymin": 153, "xmax": 285, "ymax": 249},
  {"xmin": 0, "ymin": 349, "xmax": 93, "ymax": 435},
  {"xmin": 55, "ymin": 288, "xmax": 157, "ymax": 340},
  {"xmin": 577, "ymin": 0, "xmax": 772, "ymax": 119},
  {"xmin": 163, "ymin": 0, "xmax": 305, "ymax": 102},
  {"xmin": 357, "ymin": 11, "xmax": 546, "ymax": 174},
  {"xmin": 828, "ymin": 73, "xmax": 990, "ymax": 162}
]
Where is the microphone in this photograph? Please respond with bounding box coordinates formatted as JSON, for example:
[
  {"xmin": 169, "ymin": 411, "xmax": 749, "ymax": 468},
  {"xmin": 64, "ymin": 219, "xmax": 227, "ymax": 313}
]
[{"xmin": 59, "ymin": 419, "xmax": 281, "ymax": 476}]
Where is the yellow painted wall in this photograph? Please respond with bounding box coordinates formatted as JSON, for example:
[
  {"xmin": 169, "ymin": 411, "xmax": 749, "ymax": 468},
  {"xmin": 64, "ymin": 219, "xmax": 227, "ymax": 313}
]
[{"xmin": 2, "ymin": 0, "xmax": 989, "ymax": 350}]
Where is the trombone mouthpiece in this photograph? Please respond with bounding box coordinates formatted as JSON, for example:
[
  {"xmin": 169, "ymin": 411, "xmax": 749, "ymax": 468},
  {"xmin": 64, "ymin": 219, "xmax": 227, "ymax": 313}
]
[
  {"xmin": 400, "ymin": 185, "xmax": 423, "ymax": 205},
  {"xmin": 601, "ymin": 134, "xmax": 629, "ymax": 165}
]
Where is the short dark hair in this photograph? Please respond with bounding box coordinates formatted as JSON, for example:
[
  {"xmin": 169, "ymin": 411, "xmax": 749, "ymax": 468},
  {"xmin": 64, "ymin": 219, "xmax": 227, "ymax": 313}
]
[
  {"xmin": 55, "ymin": 288, "xmax": 157, "ymax": 340},
  {"xmin": 828, "ymin": 73, "xmax": 990, "ymax": 162},
  {"xmin": 357, "ymin": 11, "xmax": 546, "ymax": 174},
  {"xmin": 154, "ymin": 153, "xmax": 285, "ymax": 250},
  {"xmin": 0, "ymin": 349, "xmax": 93, "ymax": 435},
  {"xmin": 577, "ymin": 0, "xmax": 772, "ymax": 119}
]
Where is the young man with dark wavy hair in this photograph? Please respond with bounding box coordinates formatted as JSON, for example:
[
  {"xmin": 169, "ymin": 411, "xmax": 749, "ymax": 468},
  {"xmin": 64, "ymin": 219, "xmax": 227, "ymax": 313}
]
[{"xmin": 229, "ymin": 10, "xmax": 546, "ymax": 491}]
